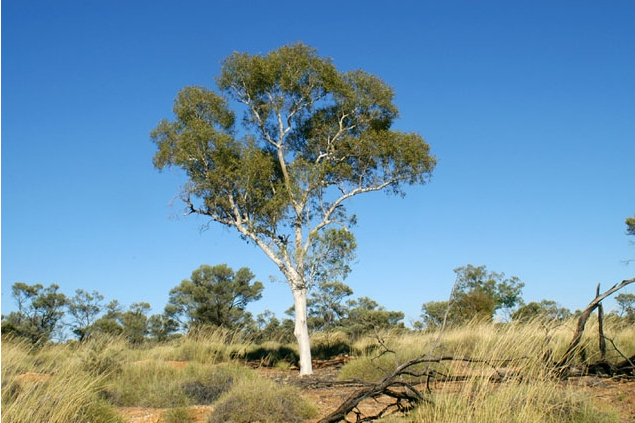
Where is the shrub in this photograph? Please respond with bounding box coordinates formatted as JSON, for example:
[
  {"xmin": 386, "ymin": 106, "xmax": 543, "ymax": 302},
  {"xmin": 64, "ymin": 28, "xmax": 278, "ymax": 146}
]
[
  {"xmin": 181, "ymin": 364, "xmax": 241, "ymax": 403},
  {"xmin": 208, "ymin": 377, "xmax": 317, "ymax": 423}
]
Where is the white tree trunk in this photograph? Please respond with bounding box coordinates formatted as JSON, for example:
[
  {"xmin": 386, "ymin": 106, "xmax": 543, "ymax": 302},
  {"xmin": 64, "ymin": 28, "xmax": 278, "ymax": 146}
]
[{"xmin": 292, "ymin": 286, "xmax": 313, "ymax": 376}]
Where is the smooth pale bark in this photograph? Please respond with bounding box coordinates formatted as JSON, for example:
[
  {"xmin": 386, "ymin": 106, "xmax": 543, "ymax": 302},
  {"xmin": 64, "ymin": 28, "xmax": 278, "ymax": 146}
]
[{"xmin": 292, "ymin": 286, "xmax": 313, "ymax": 376}]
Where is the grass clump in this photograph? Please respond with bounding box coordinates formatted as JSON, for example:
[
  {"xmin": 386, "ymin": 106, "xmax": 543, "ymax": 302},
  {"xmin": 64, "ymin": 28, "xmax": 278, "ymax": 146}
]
[
  {"xmin": 180, "ymin": 363, "xmax": 245, "ymax": 403},
  {"xmin": 1, "ymin": 338, "xmax": 123, "ymax": 423},
  {"xmin": 164, "ymin": 407, "xmax": 196, "ymax": 423},
  {"xmin": 208, "ymin": 377, "xmax": 317, "ymax": 423},
  {"xmin": 405, "ymin": 382, "xmax": 618, "ymax": 423},
  {"xmin": 105, "ymin": 361, "xmax": 252, "ymax": 408}
]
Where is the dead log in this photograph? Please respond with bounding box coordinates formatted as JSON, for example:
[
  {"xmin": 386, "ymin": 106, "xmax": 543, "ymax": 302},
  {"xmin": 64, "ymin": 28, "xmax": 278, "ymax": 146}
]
[
  {"xmin": 316, "ymin": 355, "xmax": 522, "ymax": 423},
  {"xmin": 556, "ymin": 276, "xmax": 635, "ymax": 376}
]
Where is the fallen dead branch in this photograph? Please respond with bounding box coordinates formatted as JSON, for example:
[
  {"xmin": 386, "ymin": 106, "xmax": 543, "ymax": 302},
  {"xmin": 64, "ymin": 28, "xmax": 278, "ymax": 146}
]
[
  {"xmin": 556, "ymin": 276, "xmax": 635, "ymax": 377},
  {"xmin": 315, "ymin": 355, "xmax": 525, "ymax": 423}
]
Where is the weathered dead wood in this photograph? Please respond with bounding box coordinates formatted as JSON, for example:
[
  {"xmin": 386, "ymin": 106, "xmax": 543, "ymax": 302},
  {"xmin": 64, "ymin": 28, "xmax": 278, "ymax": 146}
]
[
  {"xmin": 315, "ymin": 355, "xmax": 523, "ymax": 423},
  {"xmin": 556, "ymin": 276, "xmax": 635, "ymax": 377},
  {"xmin": 596, "ymin": 284, "xmax": 607, "ymax": 360}
]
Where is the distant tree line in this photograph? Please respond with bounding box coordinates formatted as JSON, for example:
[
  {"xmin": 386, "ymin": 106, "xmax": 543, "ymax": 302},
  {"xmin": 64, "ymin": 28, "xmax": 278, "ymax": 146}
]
[{"xmin": 4, "ymin": 261, "xmax": 634, "ymax": 346}]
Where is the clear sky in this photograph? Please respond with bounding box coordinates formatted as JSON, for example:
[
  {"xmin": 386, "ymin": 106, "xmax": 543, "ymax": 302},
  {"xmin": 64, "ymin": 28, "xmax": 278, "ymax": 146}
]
[{"xmin": 2, "ymin": 1, "xmax": 634, "ymax": 326}]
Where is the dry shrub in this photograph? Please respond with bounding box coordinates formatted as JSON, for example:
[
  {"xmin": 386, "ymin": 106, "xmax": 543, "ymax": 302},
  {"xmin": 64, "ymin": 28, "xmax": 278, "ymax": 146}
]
[
  {"xmin": 1, "ymin": 339, "xmax": 123, "ymax": 423},
  {"xmin": 208, "ymin": 377, "xmax": 317, "ymax": 423},
  {"xmin": 407, "ymin": 381, "xmax": 618, "ymax": 423},
  {"xmin": 181, "ymin": 363, "xmax": 245, "ymax": 403}
]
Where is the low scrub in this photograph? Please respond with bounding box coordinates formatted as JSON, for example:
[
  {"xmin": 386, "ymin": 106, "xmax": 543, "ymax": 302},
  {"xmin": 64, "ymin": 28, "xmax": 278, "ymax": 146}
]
[
  {"xmin": 1, "ymin": 338, "xmax": 123, "ymax": 423},
  {"xmin": 208, "ymin": 377, "xmax": 317, "ymax": 423},
  {"xmin": 404, "ymin": 382, "xmax": 618, "ymax": 423},
  {"xmin": 337, "ymin": 320, "xmax": 628, "ymax": 423},
  {"xmin": 105, "ymin": 361, "xmax": 253, "ymax": 408}
]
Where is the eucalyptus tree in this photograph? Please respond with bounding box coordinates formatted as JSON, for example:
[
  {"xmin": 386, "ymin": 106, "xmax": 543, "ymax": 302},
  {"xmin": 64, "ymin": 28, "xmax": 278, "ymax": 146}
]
[
  {"xmin": 1, "ymin": 282, "xmax": 67, "ymax": 344},
  {"xmin": 151, "ymin": 43, "xmax": 436, "ymax": 374},
  {"xmin": 67, "ymin": 289, "xmax": 104, "ymax": 341}
]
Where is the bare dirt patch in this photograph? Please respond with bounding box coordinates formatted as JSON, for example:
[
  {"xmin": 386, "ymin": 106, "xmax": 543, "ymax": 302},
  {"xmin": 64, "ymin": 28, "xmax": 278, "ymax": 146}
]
[
  {"xmin": 570, "ymin": 377, "xmax": 635, "ymax": 423},
  {"xmin": 119, "ymin": 405, "xmax": 214, "ymax": 423},
  {"xmin": 14, "ymin": 371, "xmax": 54, "ymax": 384}
]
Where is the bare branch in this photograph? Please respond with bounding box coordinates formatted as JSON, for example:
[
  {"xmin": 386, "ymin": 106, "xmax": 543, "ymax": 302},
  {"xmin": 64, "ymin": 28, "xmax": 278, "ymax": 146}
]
[{"xmin": 556, "ymin": 276, "xmax": 635, "ymax": 375}]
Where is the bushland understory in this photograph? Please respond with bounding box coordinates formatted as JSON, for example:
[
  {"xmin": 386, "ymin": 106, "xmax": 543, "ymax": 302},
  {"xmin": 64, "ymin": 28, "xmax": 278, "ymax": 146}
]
[{"xmin": 2, "ymin": 277, "xmax": 634, "ymax": 423}]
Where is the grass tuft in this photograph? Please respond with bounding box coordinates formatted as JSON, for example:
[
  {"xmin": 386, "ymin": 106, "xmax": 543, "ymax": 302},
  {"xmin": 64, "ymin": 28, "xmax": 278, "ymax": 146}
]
[{"xmin": 208, "ymin": 377, "xmax": 317, "ymax": 423}]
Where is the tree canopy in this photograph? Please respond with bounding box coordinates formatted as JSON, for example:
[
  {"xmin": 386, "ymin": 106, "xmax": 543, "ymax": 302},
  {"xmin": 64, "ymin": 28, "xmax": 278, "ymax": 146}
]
[
  {"xmin": 1, "ymin": 282, "xmax": 67, "ymax": 344},
  {"xmin": 166, "ymin": 264, "xmax": 263, "ymax": 331},
  {"xmin": 626, "ymin": 214, "xmax": 635, "ymax": 237},
  {"xmin": 420, "ymin": 264, "xmax": 524, "ymax": 328},
  {"xmin": 152, "ymin": 43, "xmax": 435, "ymax": 374}
]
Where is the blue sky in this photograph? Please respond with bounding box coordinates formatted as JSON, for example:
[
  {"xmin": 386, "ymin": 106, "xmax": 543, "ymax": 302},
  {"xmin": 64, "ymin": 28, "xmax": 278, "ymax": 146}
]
[{"xmin": 2, "ymin": 1, "xmax": 634, "ymax": 325}]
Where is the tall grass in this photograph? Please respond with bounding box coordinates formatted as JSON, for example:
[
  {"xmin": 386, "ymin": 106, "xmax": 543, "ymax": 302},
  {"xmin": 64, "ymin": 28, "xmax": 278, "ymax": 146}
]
[
  {"xmin": 1, "ymin": 337, "xmax": 123, "ymax": 423},
  {"xmin": 2, "ymin": 317, "xmax": 630, "ymax": 423},
  {"xmin": 339, "ymin": 319, "xmax": 628, "ymax": 422}
]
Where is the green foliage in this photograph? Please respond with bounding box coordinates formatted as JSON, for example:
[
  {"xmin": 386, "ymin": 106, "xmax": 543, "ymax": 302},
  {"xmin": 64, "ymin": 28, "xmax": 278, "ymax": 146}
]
[
  {"xmin": 305, "ymin": 229, "xmax": 357, "ymax": 288},
  {"xmin": 148, "ymin": 312, "xmax": 180, "ymax": 341},
  {"xmin": 615, "ymin": 292, "xmax": 635, "ymax": 323},
  {"xmin": 167, "ymin": 264, "xmax": 264, "ymax": 331},
  {"xmin": 420, "ymin": 265, "xmax": 525, "ymax": 328},
  {"xmin": 92, "ymin": 300, "xmax": 125, "ymax": 336},
  {"xmin": 251, "ymin": 310, "xmax": 295, "ymax": 343},
  {"xmin": 67, "ymin": 289, "xmax": 104, "ymax": 341},
  {"xmin": 120, "ymin": 302, "xmax": 152, "ymax": 345},
  {"xmin": 1, "ymin": 282, "xmax": 67, "ymax": 344},
  {"xmin": 92, "ymin": 301, "xmax": 172, "ymax": 345},
  {"xmin": 626, "ymin": 214, "xmax": 635, "ymax": 236},
  {"xmin": 307, "ymin": 281, "xmax": 354, "ymax": 331},
  {"xmin": 343, "ymin": 296, "xmax": 405, "ymax": 339},
  {"xmin": 420, "ymin": 299, "xmax": 452, "ymax": 328},
  {"xmin": 512, "ymin": 299, "xmax": 571, "ymax": 323},
  {"xmin": 208, "ymin": 377, "xmax": 317, "ymax": 423}
]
